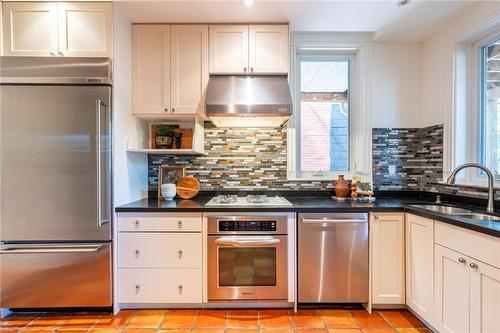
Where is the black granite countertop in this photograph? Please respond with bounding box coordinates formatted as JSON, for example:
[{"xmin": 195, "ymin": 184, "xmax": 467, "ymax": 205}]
[{"xmin": 116, "ymin": 193, "xmax": 500, "ymax": 238}]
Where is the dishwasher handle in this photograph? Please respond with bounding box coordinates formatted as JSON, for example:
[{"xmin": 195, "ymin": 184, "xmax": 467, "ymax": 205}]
[{"xmin": 301, "ymin": 218, "xmax": 368, "ymax": 224}]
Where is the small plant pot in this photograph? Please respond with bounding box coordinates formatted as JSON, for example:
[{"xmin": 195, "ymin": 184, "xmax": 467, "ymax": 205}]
[{"xmin": 156, "ymin": 136, "xmax": 173, "ymax": 149}]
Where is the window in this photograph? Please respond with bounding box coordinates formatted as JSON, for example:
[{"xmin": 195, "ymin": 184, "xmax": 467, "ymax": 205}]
[
  {"xmin": 480, "ymin": 37, "xmax": 500, "ymax": 177},
  {"xmin": 296, "ymin": 55, "xmax": 352, "ymax": 177}
]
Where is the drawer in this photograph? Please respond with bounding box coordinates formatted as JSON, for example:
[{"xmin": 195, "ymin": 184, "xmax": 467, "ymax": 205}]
[
  {"xmin": 118, "ymin": 268, "xmax": 202, "ymax": 304},
  {"xmin": 435, "ymin": 221, "xmax": 500, "ymax": 268},
  {"xmin": 118, "ymin": 233, "xmax": 202, "ymax": 269},
  {"xmin": 117, "ymin": 213, "xmax": 202, "ymax": 232}
]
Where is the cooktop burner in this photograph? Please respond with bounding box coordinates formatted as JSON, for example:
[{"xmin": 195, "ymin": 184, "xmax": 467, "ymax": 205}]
[{"xmin": 205, "ymin": 195, "xmax": 293, "ymax": 206}]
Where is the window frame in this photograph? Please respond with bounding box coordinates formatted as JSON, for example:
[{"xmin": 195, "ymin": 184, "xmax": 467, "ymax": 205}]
[{"xmin": 294, "ymin": 52, "xmax": 354, "ymax": 179}]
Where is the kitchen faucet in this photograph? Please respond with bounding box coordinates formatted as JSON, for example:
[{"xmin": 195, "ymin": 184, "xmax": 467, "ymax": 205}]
[{"xmin": 446, "ymin": 163, "xmax": 495, "ymax": 213}]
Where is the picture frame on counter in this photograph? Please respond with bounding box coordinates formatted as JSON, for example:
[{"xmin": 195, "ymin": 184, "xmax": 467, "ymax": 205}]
[{"xmin": 157, "ymin": 165, "xmax": 186, "ymax": 198}]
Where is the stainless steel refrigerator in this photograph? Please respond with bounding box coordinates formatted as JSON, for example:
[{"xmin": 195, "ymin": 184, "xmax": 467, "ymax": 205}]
[{"xmin": 0, "ymin": 57, "xmax": 112, "ymax": 308}]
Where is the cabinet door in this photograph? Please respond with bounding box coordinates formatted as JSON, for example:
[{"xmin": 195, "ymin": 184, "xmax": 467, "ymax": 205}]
[
  {"xmin": 470, "ymin": 260, "xmax": 500, "ymax": 333},
  {"xmin": 171, "ymin": 25, "xmax": 208, "ymax": 115},
  {"xmin": 133, "ymin": 25, "xmax": 171, "ymax": 115},
  {"xmin": 209, "ymin": 25, "xmax": 248, "ymax": 74},
  {"xmin": 370, "ymin": 213, "xmax": 405, "ymax": 304},
  {"xmin": 2, "ymin": 2, "xmax": 58, "ymax": 56},
  {"xmin": 406, "ymin": 214, "xmax": 434, "ymax": 322},
  {"xmin": 249, "ymin": 25, "xmax": 288, "ymax": 74},
  {"xmin": 57, "ymin": 2, "xmax": 112, "ymax": 57},
  {"xmin": 434, "ymin": 244, "xmax": 470, "ymax": 333}
]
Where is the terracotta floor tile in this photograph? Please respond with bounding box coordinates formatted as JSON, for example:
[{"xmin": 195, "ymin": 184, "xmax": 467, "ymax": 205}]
[
  {"xmin": 227, "ymin": 310, "xmax": 258, "ymax": 329},
  {"xmin": 328, "ymin": 329, "xmax": 362, "ymax": 333},
  {"xmin": 193, "ymin": 310, "xmax": 227, "ymax": 328},
  {"xmin": 291, "ymin": 310, "xmax": 325, "ymax": 329},
  {"xmin": 127, "ymin": 310, "xmax": 167, "ymax": 328},
  {"xmin": 379, "ymin": 311, "xmax": 424, "ymax": 328},
  {"xmin": 88, "ymin": 329, "xmax": 122, "ymax": 333},
  {"xmin": 191, "ymin": 329, "xmax": 225, "ymax": 333},
  {"xmin": 123, "ymin": 329, "xmax": 162, "ymax": 333},
  {"xmin": 94, "ymin": 310, "xmax": 135, "ymax": 328},
  {"xmin": 160, "ymin": 310, "xmax": 197, "ymax": 329},
  {"xmin": 259, "ymin": 310, "xmax": 292, "ymax": 328},
  {"xmin": 294, "ymin": 329, "xmax": 329, "ymax": 333},
  {"xmin": 261, "ymin": 329, "xmax": 294, "ymax": 333},
  {"xmin": 0, "ymin": 329, "xmax": 19, "ymax": 333},
  {"xmin": 226, "ymin": 329, "xmax": 260, "ymax": 333},
  {"xmin": 395, "ymin": 329, "xmax": 432, "ymax": 333},
  {"xmin": 14, "ymin": 330, "xmax": 56, "ymax": 333},
  {"xmin": 62, "ymin": 314, "xmax": 103, "ymax": 329},
  {"xmin": 320, "ymin": 310, "xmax": 357, "ymax": 329},
  {"xmin": 0, "ymin": 314, "xmax": 38, "ymax": 328},
  {"xmin": 350, "ymin": 311, "xmax": 389, "ymax": 329},
  {"xmin": 26, "ymin": 314, "xmax": 69, "ymax": 328},
  {"xmin": 361, "ymin": 328, "xmax": 397, "ymax": 333}
]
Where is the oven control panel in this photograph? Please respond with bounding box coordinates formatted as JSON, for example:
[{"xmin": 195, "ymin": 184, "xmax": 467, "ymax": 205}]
[{"xmin": 218, "ymin": 220, "xmax": 277, "ymax": 232}]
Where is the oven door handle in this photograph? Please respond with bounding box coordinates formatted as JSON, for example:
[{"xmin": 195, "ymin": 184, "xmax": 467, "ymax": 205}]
[{"xmin": 214, "ymin": 236, "xmax": 280, "ymax": 246}]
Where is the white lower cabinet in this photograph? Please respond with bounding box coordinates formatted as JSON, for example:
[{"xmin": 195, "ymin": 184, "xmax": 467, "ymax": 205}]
[
  {"xmin": 470, "ymin": 260, "xmax": 500, "ymax": 333},
  {"xmin": 118, "ymin": 268, "xmax": 202, "ymax": 303},
  {"xmin": 117, "ymin": 213, "xmax": 203, "ymax": 305},
  {"xmin": 406, "ymin": 214, "xmax": 434, "ymax": 322},
  {"xmin": 370, "ymin": 213, "xmax": 405, "ymax": 304}
]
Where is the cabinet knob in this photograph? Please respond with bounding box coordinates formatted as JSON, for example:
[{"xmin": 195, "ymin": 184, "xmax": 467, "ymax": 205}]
[
  {"xmin": 178, "ymin": 284, "xmax": 183, "ymax": 294},
  {"xmin": 244, "ymin": 67, "xmax": 247, "ymax": 72},
  {"xmin": 458, "ymin": 257, "xmax": 467, "ymax": 264},
  {"xmin": 134, "ymin": 249, "xmax": 140, "ymax": 256},
  {"xmin": 374, "ymin": 215, "xmax": 379, "ymax": 219},
  {"xmin": 135, "ymin": 284, "xmax": 141, "ymax": 290},
  {"xmin": 172, "ymin": 108, "xmax": 175, "ymax": 112},
  {"xmin": 50, "ymin": 52, "xmax": 56, "ymax": 57},
  {"xmin": 58, "ymin": 52, "xmax": 64, "ymax": 57},
  {"xmin": 164, "ymin": 108, "xmax": 169, "ymax": 112},
  {"xmin": 135, "ymin": 220, "xmax": 140, "ymax": 227},
  {"xmin": 178, "ymin": 249, "xmax": 183, "ymax": 258},
  {"xmin": 250, "ymin": 67, "xmax": 254, "ymax": 73},
  {"xmin": 178, "ymin": 220, "xmax": 183, "ymax": 229},
  {"xmin": 470, "ymin": 262, "xmax": 478, "ymax": 269}
]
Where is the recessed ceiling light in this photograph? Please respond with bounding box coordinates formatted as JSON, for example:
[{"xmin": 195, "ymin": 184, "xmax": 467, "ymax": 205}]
[
  {"xmin": 398, "ymin": 0, "xmax": 410, "ymax": 6},
  {"xmin": 243, "ymin": 0, "xmax": 254, "ymax": 6}
]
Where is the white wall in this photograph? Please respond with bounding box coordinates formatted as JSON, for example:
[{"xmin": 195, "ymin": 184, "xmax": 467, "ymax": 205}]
[
  {"xmin": 112, "ymin": 4, "xmax": 148, "ymax": 207},
  {"xmin": 420, "ymin": 2, "xmax": 500, "ymax": 174},
  {"xmin": 367, "ymin": 42, "xmax": 422, "ymax": 128}
]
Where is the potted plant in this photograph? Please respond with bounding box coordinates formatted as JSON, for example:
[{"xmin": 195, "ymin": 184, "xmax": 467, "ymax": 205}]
[{"xmin": 155, "ymin": 126, "xmax": 175, "ymax": 149}]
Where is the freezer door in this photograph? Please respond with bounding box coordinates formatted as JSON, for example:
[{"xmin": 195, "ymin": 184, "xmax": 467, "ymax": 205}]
[
  {"xmin": 1, "ymin": 85, "xmax": 111, "ymax": 241},
  {"xmin": 0, "ymin": 243, "xmax": 112, "ymax": 308}
]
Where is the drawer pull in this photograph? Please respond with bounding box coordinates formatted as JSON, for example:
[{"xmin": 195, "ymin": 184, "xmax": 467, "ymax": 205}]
[
  {"xmin": 178, "ymin": 284, "xmax": 183, "ymax": 294},
  {"xmin": 134, "ymin": 249, "xmax": 140, "ymax": 256},
  {"xmin": 135, "ymin": 220, "xmax": 140, "ymax": 228},
  {"xmin": 458, "ymin": 257, "xmax": 467, "ymax": 264},
  {"xmin": 178, "ymin": 249, "xmax": 183, "ymax": 258},
  {"xmin": 135, "ymin": 284, "xmax": 141, "ymax": 292},
  {"xmin": 178, "ymin": 220, "xmax": 183, "ymax": 229},
  {"xmin": 470, "ymin": 262, "xmax": 479, "ymax": 269}
]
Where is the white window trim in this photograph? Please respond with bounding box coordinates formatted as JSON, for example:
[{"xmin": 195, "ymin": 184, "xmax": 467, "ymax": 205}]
[
  {"xmin": 287, "ymin": 32, "xmax": 372, "ymax": 181},
  {"xmin": 450, "ymin": 28, "xmax": 500, "ymax": 187}
]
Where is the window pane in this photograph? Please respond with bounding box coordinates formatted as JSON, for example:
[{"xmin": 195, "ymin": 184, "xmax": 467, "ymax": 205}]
[
  {"xmin": 481, "ymin": 38, "xmax": 500, "ymax": 176},
  {"xmin": 299, "ymin": 60, "xmax": 349, "ymax": 172}
]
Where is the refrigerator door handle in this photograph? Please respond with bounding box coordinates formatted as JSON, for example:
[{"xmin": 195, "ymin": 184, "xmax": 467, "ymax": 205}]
[
  {"xmin": 96, "ymin": 99, "xmax": 110, "ymax": 227},
  {"xmin": 0, "ymin": 244, "xmax": 106, "ymax": 254}
]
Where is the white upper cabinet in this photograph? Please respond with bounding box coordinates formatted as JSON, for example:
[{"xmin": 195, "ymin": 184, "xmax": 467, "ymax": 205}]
[
  {"xmin": 249, "ymin": 25, "xmax": 288, "ymax": 74},
  {"xmin": 133, "ymin": 25, "xmax": 171, "ymax": 115},
  {"xmin": 209, "ymin": 25, "xmax": 249, "ymax": 74},
  {"xmin": 209, "ymin": 24, "xmax": 288, "ymax": 74},
  {"xmin": 370, "ymin": 213, "xmax": 405, "ymax": 304},
  {"xmin": 57, "ymin": 2, "xmax": 112, "ymax": 57},
  {"xmin": 132, "ymin": 24, "xmax": 208, "ymax": 116},
  {"xmin": 2, "ymin": 1, "xmax": 112, "ymax": 57},
  {"xmin": 406, "ymin": 214, "xmax": 434, "ymax": 323},
  {"xmin": 2, "ymin": 2, "xmax": 58, "ymax": 56},
  {"xmin": 171, "ymin": 25, "xmax": 208, "ymax": 115}
]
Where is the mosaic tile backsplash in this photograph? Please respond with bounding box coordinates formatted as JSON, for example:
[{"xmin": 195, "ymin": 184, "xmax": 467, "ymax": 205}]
[{"xmin": 372, "ymin": 124, "xmax": 443, "ymax": 191}]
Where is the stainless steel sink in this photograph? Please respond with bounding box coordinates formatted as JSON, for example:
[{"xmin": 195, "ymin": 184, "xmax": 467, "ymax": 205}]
[
  {"xmin": 409, "ymin": 204, "xmax": 474, "ymax": 215},
  {"xmin": 455, "ymin": 213, "xmax": 500, "ymax": 221}
]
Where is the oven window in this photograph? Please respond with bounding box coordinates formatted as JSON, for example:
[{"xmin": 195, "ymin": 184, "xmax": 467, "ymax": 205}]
[{"xmin": 218, "ymin": 248, "xmax": 277, "ymax": 286}]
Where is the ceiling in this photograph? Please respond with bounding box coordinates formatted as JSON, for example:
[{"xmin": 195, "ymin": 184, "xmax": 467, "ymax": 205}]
[{"xmin": 116, "ymin": 0, "xmax": 478, "ymax": 42}]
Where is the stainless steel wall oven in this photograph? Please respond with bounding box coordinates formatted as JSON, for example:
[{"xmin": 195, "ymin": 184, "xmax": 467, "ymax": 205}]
[{"xmin": 207, "ymin": 214, "xmax": 288, "ymax": 301}]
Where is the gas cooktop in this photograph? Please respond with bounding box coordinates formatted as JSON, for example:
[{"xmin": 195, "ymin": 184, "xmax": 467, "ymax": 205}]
[{"xmin": 205, "ymin": 194, "xmax": 293, "ymax": 206}]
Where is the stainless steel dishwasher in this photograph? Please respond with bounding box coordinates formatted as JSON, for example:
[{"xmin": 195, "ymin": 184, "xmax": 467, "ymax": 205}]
[{"xmin": 298, "ymin": 213, "xmax": 369, "ymax": 302}]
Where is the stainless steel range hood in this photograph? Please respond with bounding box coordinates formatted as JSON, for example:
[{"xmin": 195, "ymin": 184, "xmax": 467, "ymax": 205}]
[{"xmin": 205, "ymin": 76, "xmax": 293, "ymax": 127}]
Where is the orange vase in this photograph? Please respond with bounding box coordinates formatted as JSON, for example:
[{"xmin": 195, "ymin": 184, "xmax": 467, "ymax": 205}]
[{"xmin": 334, "ymin": 175, "xmax": 349, "ymax": 198}]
